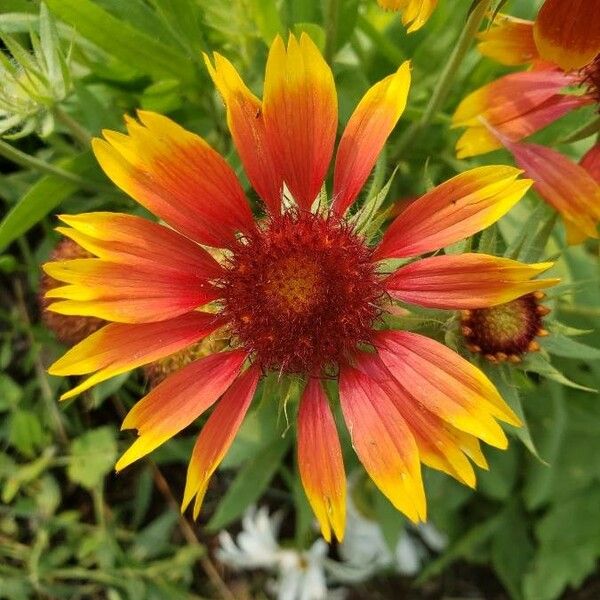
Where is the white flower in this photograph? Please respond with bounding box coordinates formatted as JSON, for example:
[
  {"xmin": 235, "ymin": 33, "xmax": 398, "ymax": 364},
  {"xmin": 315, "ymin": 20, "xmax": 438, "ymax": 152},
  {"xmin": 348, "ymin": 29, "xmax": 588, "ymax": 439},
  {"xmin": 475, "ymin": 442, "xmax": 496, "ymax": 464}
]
[
  {"xmin": 338, "ymin": 476, "xmax": 448, "ymax": 578},
  {"xmin": 217, "ymin": 506, "xmax": 346, "ymax": 600}
]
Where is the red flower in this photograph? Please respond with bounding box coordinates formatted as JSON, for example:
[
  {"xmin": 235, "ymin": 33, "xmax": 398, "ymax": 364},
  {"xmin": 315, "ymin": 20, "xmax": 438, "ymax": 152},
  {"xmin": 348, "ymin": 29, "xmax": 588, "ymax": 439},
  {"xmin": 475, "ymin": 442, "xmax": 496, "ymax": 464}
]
[{"xmin": 45, "ymin": 34, "xmax": 557, "ymax": 542}]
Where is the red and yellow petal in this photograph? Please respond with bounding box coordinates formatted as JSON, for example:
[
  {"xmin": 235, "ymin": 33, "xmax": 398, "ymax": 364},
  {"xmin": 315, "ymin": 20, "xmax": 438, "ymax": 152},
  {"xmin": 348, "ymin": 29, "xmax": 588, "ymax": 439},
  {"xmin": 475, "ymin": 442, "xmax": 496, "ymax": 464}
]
[
  {"xmin": 581, "ymin": 144, "xmax": 600, "ymax": 184},
  {"xmin": 332, "ymin": 61, "xmax": 411, "ymax": 216},
  {"xmin": 204, "ymin": 53, "xmax": 282, "ymax": 213},
  {"xmin": 385, "ymin": 254, "xmax": 559, "ymax": 310},
  {"xmin": 506, "ymin": 141, "xmax": 600, "ymax": 244},
  {"xmin": 49, "ymin": 312, "xmax": 223, "ymax": 401},
  {"xmin": 376, "ymin": 331, "xmax": 520, "ymax": 447},
  {"xmin": 92, "ymin": 111, "xmax": 254, "ymax": 248},
  {"xmin": 374, "ymin": 166, "xmax": 531, "ymax": 260},
  {"xmin": 455, "ymin": 94, "xmax": 589, "ymax": 158},
  {"xmin": 339, "ymin": 364, "xmax": 426, "ymax": 523},
  {"xmin": 297, "ymin": 379, "xmax": 346, "ymax": 543},
  {"xmin": 56, "ymin": 212, "xmax": 222, "ymax": 278},
  {"xmin": 355, "ymin": 353, "xmax": 480, "ymax": 488},
  {"xmin": 182, "ymin": 366, "xmax": 260, "ymax": 519},
  {"xmin": 533, "ymin": 0, "xmax": 600, "ymax": 71},
  {"xmin": 477, "ymin": 14, "xmax": 538, "ymax": 66},
  {"xmin": 43, "ymin": 259, "xmax": 218, "ymax": 323},
  {"xmin": 453, "ymin": 71, "xmax": 574, "ymax": 129},
  {"xmin": 116, "ymin": 350, "xmax": 247, "ymax": 471},
  {"xmin": 451, "ymin": 68, "xmax": 587, "ymax": 158},
  {"xmin": 263, "ymin": 33, "xmax": 337, "ymax": 211},
  {"xmin": 377, "ymin": 0, "xmax": 438, "ymax": 33}
]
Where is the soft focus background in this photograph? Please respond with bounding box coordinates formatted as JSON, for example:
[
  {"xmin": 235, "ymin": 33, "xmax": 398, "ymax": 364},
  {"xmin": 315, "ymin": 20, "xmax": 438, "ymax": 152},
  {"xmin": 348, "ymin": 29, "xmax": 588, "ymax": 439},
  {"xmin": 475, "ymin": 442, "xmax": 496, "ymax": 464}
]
[{"xmin": 1, "ymin": 0, "xmax": 599, "ymax": 598}]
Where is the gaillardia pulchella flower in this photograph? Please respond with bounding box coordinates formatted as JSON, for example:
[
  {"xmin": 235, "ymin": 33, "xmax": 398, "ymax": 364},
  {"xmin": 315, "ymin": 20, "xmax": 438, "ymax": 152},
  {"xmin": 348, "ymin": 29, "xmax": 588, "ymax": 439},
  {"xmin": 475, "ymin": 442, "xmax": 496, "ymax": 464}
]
[
  {"xmin": 453, "ymin": 4, "xmax": 600, "ymax": 160},
  {"xmin": 44, "ymin": 34, "xmax": 558, "ymax": 542},
  {"xmin": 461, "ymin": 291, "xmax": 551, "ymax": 364}
]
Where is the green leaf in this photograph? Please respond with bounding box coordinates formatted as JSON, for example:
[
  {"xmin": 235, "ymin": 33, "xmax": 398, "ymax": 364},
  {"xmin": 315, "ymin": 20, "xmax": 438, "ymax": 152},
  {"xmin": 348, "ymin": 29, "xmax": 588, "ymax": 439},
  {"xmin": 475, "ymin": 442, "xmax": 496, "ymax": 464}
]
[
  {"xmin": 492, "ymin": 502, "xmax": 534, "ymax": 600},
  {"xmin": 8, "ymin": 409, "xmax": 45, "ymax": 458},
  {"xmin": 149, "ymin": 0, "xmax": 208, "ymax": 56},
  {"xmin": 523, "ymin": 383, "xmax": 567, "ymax": 510},
  {"xmin": 541, "ymin": 332, "xmax": 600, "ymax": 360},
  {"xmin": 477, "ymin": 445, "xmax": 518, "ymax": 501},
  {"xmin": 524, "ymin": 485, "xmax": 600, "ymax": 600},
  {"xmin": 131, "ymin": 510, "xmax": 179, "ymax": 561},
  {"xmin": 477, "ymin": 223, "xmax": 498, "ymax": 254},
  {"xmin": 334, "ymin": 0, "xmax": 360, "ymax": 53},
  {"xmin": 68, "ymin": 426, "xmax": 117, "ymax": 490},
  {"xmin": 504, "ymin": 199, "xmax": 549, "ymax": 260},
  {"xmin": 248, "ymin": 0, "xmax": 283, "ymax": 44},
  {"xmin": 44, "ymin": 0, "xmax": 196, "ymax": 83},
  {"xmin": 2, "ymin": 447, "xmax": 56, "ymax": 503},
  {"xmin": 207, "ymin": 434, "xmax": 291, "ymax": 531},
  {"xmin": 521, "ymin": 353, "xmax": 597, "ymax": 392},
  {"xmin": 0, "ymin": 374, "xmax": 22, "ymax": 411},
  {"xmin": 517, "ymin": 211, "xmax": 558, "ymax": 264},
  {"xmin": 485, "ymin": 365, "xmax": 541, "ymax": 459},
  {"xmin": 415, "ymin": 513, "xmax": 503, "ymax": 584},
  {"xmin": 0, "ymin": 151, "xmax": 98, "ymax": 253}
]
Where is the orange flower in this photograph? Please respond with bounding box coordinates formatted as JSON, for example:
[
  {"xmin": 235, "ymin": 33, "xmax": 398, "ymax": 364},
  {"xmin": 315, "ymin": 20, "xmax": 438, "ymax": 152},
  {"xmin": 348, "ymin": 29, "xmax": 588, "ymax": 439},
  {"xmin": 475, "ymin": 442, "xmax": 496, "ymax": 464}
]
[
  {"xmin": 454, "ymin": 7, "xmax": 599, "ymax": 159},
  {"xmin": 45, "ymin": 34, "xmax": 555, "ymax": 542},
  {"xmin": 377, "ymin": 0, "xmax": 437, "ymax": 33}
]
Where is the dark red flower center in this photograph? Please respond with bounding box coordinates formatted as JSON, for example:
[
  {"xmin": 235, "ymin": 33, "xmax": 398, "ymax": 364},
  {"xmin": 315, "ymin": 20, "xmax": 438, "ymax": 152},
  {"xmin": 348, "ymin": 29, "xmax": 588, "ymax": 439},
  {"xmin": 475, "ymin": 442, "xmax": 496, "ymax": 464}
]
[
  {"xmin": 220, "ymin": 212, "xmax": 383, "ymax": 374},
  {"xmin": 461, "ymin": 292, "xmax": 550, "ymax": 363},
  {"xmin": 581, "ymin": 54, "xmax": 600, "ymax": 109}
]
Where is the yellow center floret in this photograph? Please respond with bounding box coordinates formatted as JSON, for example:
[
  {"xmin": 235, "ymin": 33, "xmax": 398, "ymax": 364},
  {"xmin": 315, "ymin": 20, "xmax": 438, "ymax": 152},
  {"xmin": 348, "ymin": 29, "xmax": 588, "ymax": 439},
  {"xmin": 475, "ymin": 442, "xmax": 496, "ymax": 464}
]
[
  {"xmin": 220, "ymin": 211, "xmax": 383, "ymax": 374},
  {"xmin": 266, "ymin": 256, "xmax": 322, "ymax": 315}
]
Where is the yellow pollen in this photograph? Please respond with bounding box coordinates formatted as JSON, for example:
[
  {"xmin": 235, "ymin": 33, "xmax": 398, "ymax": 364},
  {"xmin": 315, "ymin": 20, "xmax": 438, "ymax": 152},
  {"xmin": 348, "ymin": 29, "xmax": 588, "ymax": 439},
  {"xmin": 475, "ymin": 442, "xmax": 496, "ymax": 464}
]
[{"xmin": 266, "ymin": 256, "xmax": 321, "ymax": 314}]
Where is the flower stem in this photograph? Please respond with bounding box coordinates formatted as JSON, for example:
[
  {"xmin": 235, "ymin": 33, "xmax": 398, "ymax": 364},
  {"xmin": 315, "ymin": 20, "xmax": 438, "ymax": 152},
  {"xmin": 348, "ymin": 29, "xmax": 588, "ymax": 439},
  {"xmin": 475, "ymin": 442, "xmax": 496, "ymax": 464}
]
[
  {"xmin": 356, "ymin": 14, "xmax": 406, "ymax": 66},
  {"xmin": 392, "ymin": 0, "xmax": 492, "ymax": 159},
  {"xmin": 324, "ymin": 0, "xmax": 340, "ymax": 65},
  {"xmin": 52, "ymin": 106, "xmax": 92, "ymax": 148}
]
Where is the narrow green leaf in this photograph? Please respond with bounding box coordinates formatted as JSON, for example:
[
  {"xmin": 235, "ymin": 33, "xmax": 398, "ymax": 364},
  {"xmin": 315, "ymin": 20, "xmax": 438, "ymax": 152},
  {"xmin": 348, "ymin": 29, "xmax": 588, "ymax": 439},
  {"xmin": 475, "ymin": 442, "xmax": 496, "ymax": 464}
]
[
  {"xmin": 207, "ymin": 435, "xmax": 291, "ymax": 532},
  {"xmin": 504, "ymin": 200, "xmax": 549, "ymax": 260},
  {"xmin": 44, "ymin": 0, "xmax": 196, "ymax": 83},
  {"xmin": 485, "ymin": 365, "xmax": 541, "ymax": 460},
  {"xmin": 39, "ymin": 2, "xmax": 61, "ymax": 88},
  {"xmin": 521, "ymin": 354, "xmax": 597, "ymax": 392},
  {"xmin": 541, "ymin": 332, "xmax": 600, "ymax": 360},
  {"xmin": 518, "ymin": 211, "xmax": 558, "ymax": 264},
  {"xmin": 0, "ymin": 151, "xmax": 98, "ymax": 253}
]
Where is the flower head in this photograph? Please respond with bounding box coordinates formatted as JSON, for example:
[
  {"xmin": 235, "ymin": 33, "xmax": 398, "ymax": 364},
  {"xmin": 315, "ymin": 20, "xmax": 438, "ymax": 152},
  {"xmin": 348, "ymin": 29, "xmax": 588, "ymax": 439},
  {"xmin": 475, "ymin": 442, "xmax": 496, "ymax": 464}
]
[
  {"xmin": 44, "ymin": 33, "xmax": 558, "ymax": 542},
  {"xmin": 461, "ymin": 292, "xmax": 551, "ymax": 363},
  {"xmin": 453, "ymin": 5, "xmax": 600, "ymax": 160}
]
